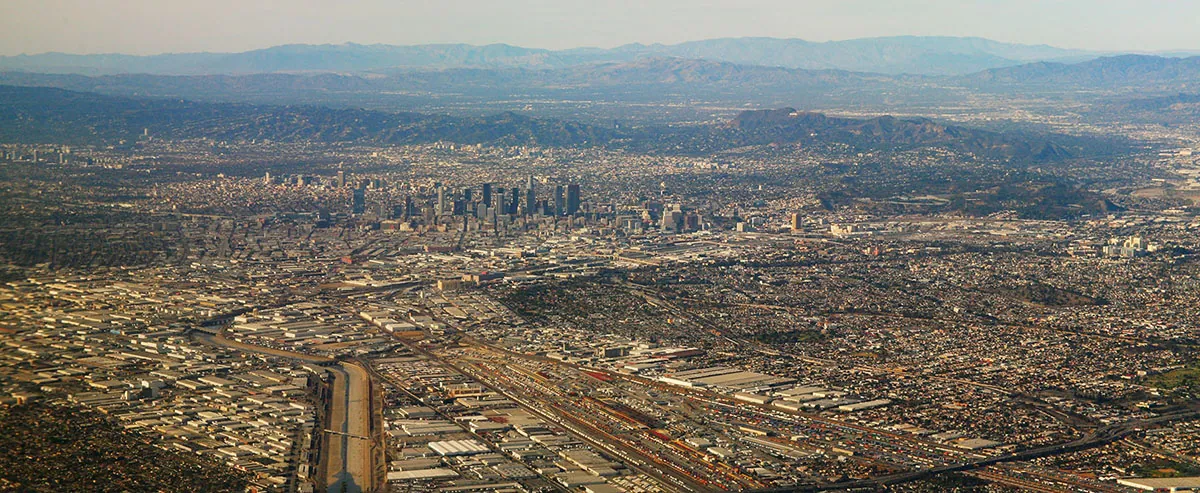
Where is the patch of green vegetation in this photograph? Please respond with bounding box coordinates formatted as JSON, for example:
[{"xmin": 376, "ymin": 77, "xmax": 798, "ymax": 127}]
[
  {"xmin": 753, "ymin": 328, "xmax": 828, "ymax": 345},
  {"xmin": 1130, "ymin": 458, "xmax": 1200, "ymax": 478},
  {"xmin": 988, "ymin": 282, "xmax": 1107, "ymax": 306},
  {"xmin": 1144, "ymin": 363, "xmax": 1200, "ymax": 395},
  {"xmin": 886, "ymin": 472, "xmax": 1014, "ymax": 492}
]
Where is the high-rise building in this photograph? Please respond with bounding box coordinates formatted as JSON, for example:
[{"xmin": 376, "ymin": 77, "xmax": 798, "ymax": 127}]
[
  {"xmin": 566, "ymin": 184, "xmax": 581, "ymax": 215},
  {"xmin": 263, "ymin": 172, "xmax": 272, "ymax": 185},
  {"xmin": 337, "ymin": 170, "xmax": 346, "ymax": 188},
  {"xmin": 554, "ymin": 185, "xmax": 565, "ymax": 216},
  {"xmin": 524, "ymin": 175, "xmax": 536, "ymax": 216},
  {"xmin": 463, "ymin": 188, "xmax": 473, "ymax": 204},
  {"xmin": 481, "ymin": 183, "xmax": 493, "ymax": 208},
  {"xmin": 661, "ymin": 211, "xmax": 679, "ymax": 232},
  {"xmin": 352, "ymin": 187, "xmax": 366, "ymax": 215},
  {"xmin": 510, "ymin": 187, "xmax": 521, "ymax": 215},
  {"xmin": 436, "ymin": 184, "xmax": 447, "ymax": 215},
  {"xmin": 661, "ymin": 205, "xmax": 683, "ymax": 232},
  {"xmin": 790, "ymin": 213, "xmax": 803, "ymax": 232}
]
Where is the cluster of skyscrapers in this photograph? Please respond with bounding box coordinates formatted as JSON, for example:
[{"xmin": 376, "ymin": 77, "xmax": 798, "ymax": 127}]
[
  {"xmin": 431, "ymin": 177, "xmax": 581, "ymax": 220},
  {"xmin": 264, "ymin": 170, "xmax": 585, "ymax": 223}
]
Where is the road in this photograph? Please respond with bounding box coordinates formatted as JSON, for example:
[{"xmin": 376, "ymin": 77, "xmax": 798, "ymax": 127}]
[{"xmin": 206, "ymin": 331, "xmax": 333, "ymax": 363}]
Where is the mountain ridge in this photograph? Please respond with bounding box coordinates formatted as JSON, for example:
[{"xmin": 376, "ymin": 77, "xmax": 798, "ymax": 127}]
[
  {"xmin": 0, "ymin": 36, "xmax": 1097, "ymax": 76},
  {"xmin": 961, "ymin": 54, "xmax": 1200, "ymax": 91}
]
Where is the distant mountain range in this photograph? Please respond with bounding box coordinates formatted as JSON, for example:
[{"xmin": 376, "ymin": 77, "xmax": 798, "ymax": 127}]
[
  {"xmin": 6, "ymin": 52, "xmax": 1200, "ymax": 121},
  {"xmin": 0, "ymin": 57, "xmax": 899, "ymax": 110},
  {"xmin": 633, "ymin": 37, "xmax": 1094, "ymax": 75},
  {"xmin": 965, "ymin": 54, "xmax": 1200, "ymax": 91},
  {"xmin": 0, "ymin": 36, "xmax": 1098, "ymax": 76},
  {"xmin": 0, "ymin": 84, "xmax": 1120, "ymax": 162}
]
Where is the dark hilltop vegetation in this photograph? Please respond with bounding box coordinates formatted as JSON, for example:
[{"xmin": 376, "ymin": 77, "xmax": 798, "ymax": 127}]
[
  {"xmin": 0, "ymin": 84, "xmax": 1128, "ymax": 163},
  {"xmin": 0, "ymin": 402, "xmax": 251, "ymax": 492}
]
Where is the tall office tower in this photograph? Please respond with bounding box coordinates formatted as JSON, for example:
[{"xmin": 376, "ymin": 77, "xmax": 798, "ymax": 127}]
[
  {"xmin": 524, "ymin": 175, "xmax": 537, "ymax": 216},
  {"xmin": 661, "ymin": 206, "xmax": 683, "ymax": 232},
  {"xmin": 481, "ymin": 183, "xmax": 493, "ymax": 208},
  {"xmin": 263, "ymin": 172, "xmax": 272, "ymax": 185},
  {"xmin": 463, "ymin": 188, "xmax": 473, "ymax": 204},
  {"xmin": 566, "ymin": 184, "xmax": 581, "ymax": 216},
  {"xmin": 790, "ymin": 213, "xmax": 803, "ymax": 232},
  {"xmin": 436, "ymin": 184, "xmax": 447, "ymax": 215},
  {"xmin": 337, "ymin": 170, "xmax": 346, "ymax": 188},
  {"xmin": 510, "ymin": 187, "xmax": 521, "ymax": 215},
  {"xmin": 404, "ymin": 195, "xmax": 415, "ymax": 219},
  {"xmin": 352, "ymin": 187, "xmax": 366, "ymax": 215},
  {"xmin": 554, "ymin": 185, "xmax": 565, "ymax": 216}
]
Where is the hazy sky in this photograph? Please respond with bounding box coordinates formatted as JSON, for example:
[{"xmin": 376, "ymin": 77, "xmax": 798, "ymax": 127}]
[{"xmin": 2, "ymin": 0, "xmax": 1198, "ymax": 56}]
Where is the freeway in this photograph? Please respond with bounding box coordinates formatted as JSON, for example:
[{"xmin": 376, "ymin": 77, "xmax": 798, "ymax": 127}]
[
  {"xmin": 206, "ymin": 330, "xmax": 333, "ymax": 363},
  {"xmin": 754, "ymin": 409, "xmax": 1200, "ymax": 492},
  {"xmin": 969, "ymin": 464, "xmax": 1128, "ymax": 493}
]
